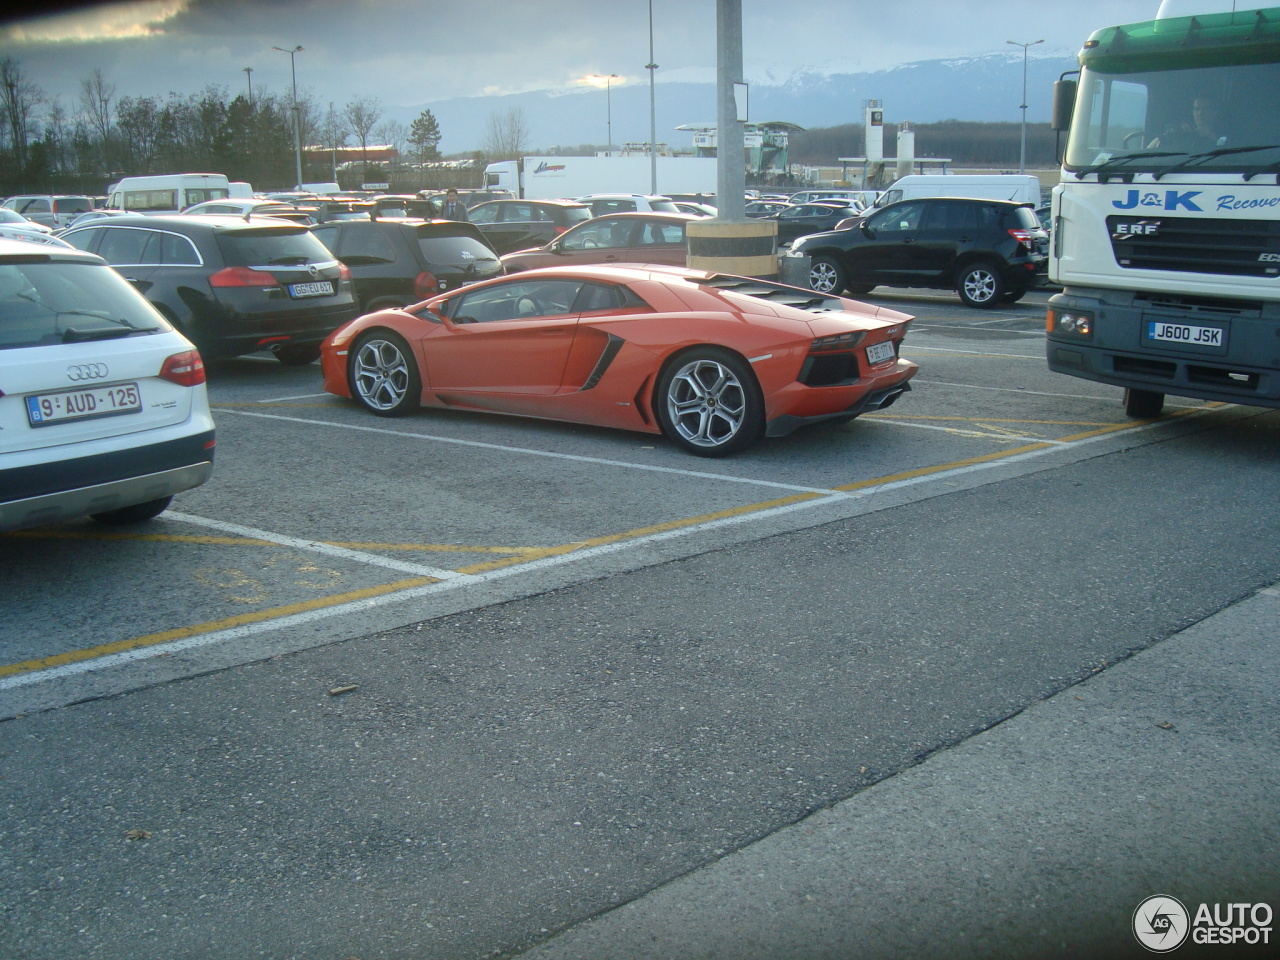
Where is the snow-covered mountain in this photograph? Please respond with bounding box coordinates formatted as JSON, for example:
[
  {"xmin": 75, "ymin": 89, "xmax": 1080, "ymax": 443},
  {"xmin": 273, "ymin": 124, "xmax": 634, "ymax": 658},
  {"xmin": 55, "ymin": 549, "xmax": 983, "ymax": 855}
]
[{"xmin": 396, "ymin": 52, "xmax": 1078, "ymax": 155}]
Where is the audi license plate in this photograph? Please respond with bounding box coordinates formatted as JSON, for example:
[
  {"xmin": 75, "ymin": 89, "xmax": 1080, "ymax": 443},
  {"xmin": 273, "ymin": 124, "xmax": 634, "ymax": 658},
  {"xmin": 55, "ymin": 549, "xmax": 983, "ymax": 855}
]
[
  {"xmin": 1147, "ymin": 321, "xmax": 1224, "ymax": 348},
  {"xmin": 865, "ymin": 341, "xmax": 896, "ymax": 365},
  {"xmin": 26, "ymin": 382, "xmax": 141, "ymax": 427},
  {"xmin": 288, "ymin": 280, "xmax": 334, "ymax": 298}
]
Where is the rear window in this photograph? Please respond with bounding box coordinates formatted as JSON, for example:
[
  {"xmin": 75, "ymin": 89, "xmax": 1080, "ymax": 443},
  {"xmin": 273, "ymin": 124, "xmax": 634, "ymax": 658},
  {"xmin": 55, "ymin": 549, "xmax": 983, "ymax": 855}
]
[
  {"xmin": 1010, "ymin": 206, "xmax": 1041, "ymax": 230},
  {"xmin": 216, "ymin": 228, "xmax": 335, "ymax": 267},
  {"xmin": 646, "ymin": 200, "xmax": 679, "ymax": 213},
  {"xmin": 418, "ymin": 235, "xmax": 498, "ymax": 263},
  {"xmin": 53, "ymin": 198, "xmax": 93, "ymax": 214},
  {"xmin": 563, "ymin": 207, "xmax": 592, "ymax": 225},
  {"xmin": 0, "ymin": 260, "xmax": 166, "ymax": 350}
]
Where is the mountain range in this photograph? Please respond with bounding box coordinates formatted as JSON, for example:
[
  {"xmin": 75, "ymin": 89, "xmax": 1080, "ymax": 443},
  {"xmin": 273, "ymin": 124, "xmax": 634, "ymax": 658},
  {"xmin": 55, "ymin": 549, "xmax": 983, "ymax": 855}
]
[{"xmin": 395, "ymin": 52, "xmax": 1079, "ymax": 156}]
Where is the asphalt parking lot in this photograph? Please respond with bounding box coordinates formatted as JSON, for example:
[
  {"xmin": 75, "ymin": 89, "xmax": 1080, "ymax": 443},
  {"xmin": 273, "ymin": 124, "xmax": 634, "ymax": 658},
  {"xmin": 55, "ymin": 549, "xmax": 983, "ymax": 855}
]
[
  {"xmin": 4, "ymin": 285, "xmax": 1280, "ymax": 960},
  {"xmin": 0, "ymin": 287, "xmax": 1236, "ymax": 718}
]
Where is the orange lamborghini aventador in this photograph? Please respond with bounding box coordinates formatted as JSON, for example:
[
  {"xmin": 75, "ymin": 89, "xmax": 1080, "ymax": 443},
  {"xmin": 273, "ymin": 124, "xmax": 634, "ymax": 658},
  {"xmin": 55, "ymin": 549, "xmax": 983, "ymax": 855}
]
[{"xmin": 319, "ymin": 265, "xmax": 918, "ymax": 457}]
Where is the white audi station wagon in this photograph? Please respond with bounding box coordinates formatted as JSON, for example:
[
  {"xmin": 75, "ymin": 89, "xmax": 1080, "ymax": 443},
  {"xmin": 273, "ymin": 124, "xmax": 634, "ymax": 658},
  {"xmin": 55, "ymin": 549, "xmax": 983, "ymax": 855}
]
[{"xmin": 0, "ymin": 238, "xmax": 215, "ymax": 532}]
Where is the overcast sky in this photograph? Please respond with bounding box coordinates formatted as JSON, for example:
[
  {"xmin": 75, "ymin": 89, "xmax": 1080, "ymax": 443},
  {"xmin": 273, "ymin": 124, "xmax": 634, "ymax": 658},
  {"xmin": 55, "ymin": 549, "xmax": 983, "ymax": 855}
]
[{"xmin": 4, "ymin": 0, "xmax": 1164, "ymax": 115}]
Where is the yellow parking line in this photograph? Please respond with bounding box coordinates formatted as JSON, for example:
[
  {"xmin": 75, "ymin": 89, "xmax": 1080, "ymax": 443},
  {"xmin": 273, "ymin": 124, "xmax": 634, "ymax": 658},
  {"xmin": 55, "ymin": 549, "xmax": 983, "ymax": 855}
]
[
  {"xmin": 5, "ymin": 405, "xmax": 1223, "ymax": 681},
  {"xmin": 0, "ymin": 576, "xmax": 439, "ymax": 680}
]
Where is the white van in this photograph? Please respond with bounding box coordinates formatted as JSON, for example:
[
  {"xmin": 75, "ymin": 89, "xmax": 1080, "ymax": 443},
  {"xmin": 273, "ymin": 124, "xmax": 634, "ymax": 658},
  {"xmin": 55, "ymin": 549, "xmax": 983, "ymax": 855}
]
[
  {"xmin": 105, "ymin": 173, "xmax": 231, "ymax": 215},
  {"xmin": 873, "ymin": 175, "xmax": 1041, "ymax": 208}
]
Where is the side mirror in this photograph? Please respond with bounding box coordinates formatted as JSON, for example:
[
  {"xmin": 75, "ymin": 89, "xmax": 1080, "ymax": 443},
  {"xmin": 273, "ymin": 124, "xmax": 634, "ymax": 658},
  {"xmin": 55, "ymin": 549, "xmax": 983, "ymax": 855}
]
[
  {"xmin": 860, "ymin": 221, "xmax": 874, "ymax": 238},
  {"xmin": 1052, "ymin": 77, "xmax": 1078, "ymax": 132}
]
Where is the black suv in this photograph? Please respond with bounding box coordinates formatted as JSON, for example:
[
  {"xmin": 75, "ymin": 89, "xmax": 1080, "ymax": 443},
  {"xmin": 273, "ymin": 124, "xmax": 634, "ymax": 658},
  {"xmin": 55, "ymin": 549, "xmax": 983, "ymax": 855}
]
[
  {"xmin": 309, "ymin": 218, "xmax": 502, "ymax": 313},
  {"xmin": 787, "ymin": 198, "xmax": 1048, "ymax": 308},
  {"xmin": 466, "ymin": 199, "xmax": 593, "ymax": 255},
  {"xmin": 59, "ymin": 214, "xmax": 359, "ymax": 364}
]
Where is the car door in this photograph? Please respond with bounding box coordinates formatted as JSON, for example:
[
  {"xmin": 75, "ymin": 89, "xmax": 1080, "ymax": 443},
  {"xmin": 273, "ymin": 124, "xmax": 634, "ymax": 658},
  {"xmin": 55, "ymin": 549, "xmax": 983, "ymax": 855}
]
[
  {"xmin": 553, "ymin": 217, "xmax": 638, "ymax": 266},
  {"xmin": 424, "ymin": 278, "xmax": 584, "ymax": 396},
  {"xmin": 621, "ymin": 217, "xmax": 687, "ymax": 266},
  {"xmin": 906, "ymin": 200, "xmax": 975, "ymax": 284},
  {"xmin": 844, "ymin": 202, "xmax": 928, "ymax": 286},
  {"xmin": 82, "ymin": 226, "xmax": 163, "ymax": 293},
  {"xmin": 477, "ymin": 203, "xmax": 546, "ymax": 255}
]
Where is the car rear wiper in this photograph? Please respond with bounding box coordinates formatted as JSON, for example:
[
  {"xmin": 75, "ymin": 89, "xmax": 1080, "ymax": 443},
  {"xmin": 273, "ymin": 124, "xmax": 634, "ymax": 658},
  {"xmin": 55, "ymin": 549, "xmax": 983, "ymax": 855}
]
[
  {"xmin": 54, "ymin": 308, "xmax": 158, "ymax": 333},
  {"xmin": 61, "ymin": 326, "xmax": 136, "ymax": 343},
  {"xmin": 1076, "ymin": 151, "xmax": 1184, "ymax": 178},
  {"xmin": 1154, "ymin": 143, "xmax": 1280, "ymax": 180}
]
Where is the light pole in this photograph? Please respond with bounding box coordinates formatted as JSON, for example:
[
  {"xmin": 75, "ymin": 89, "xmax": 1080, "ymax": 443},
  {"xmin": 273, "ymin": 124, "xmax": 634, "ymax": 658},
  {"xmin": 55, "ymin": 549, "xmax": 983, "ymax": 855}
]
[
  {"xmin": 242, "ymin": 66, "xmax": 253, "ymax": 108},
  {"xmin": 1007, "ymin": 38, "xmax": 1042, "ymax": 175},
  {"xmin": 647, "ymin": 0, "xmax": 658, "ymax": 194},
  {"xmin": 587, "ymin": 74, "xmax": 621, "ymax": 155},
  {"xmin": 273, "ymin": 44, "xmax": 304, "ymax": 188}
]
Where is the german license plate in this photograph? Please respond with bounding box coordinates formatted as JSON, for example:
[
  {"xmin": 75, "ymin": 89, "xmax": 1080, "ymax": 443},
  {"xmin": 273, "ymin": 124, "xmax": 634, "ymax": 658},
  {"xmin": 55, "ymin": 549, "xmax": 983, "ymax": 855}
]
[
  {"xmin": 26, "ymin": 382, "xmax": 141, "ymax": 426},
  {"xmin": 865, "ymin": 340, "xmax": 896, "ymax": 365},
  {"xmin": 1148, "ymin": 321, "xmax": 1224, "ymax": 347},
  {"xmin": 288, "ymin": 280, "xmax": 334, "ymax": 298}
]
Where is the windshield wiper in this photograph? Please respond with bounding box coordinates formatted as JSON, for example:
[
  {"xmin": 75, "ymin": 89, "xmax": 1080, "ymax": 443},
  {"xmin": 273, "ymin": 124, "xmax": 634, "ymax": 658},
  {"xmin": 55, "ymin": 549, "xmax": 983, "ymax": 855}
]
[
  {"xmin": 1076, "ymin": 151, "xmax": 1183, "ymax": 178},
  {"xmin": 1154, "ymin": 144, "xmax": 1280, "ymax": 180}
]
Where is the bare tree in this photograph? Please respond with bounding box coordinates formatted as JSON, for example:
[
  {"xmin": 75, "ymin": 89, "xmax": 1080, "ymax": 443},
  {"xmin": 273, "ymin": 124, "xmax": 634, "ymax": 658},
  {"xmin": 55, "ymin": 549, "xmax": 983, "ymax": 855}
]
[
  {"xmin": 1, "ymin": 57, "xmax": 43, "ymax": 171},
  {"xmin": 483, "ymin": 106, "xmax": 530, "ymax": 160},
  {"xmin": 373, "ymin": 118, "xmax": 406, "ymax": 176},
  {"xmin": 343, "ymin": 96, "xmax": 382, "ymax": 180}
]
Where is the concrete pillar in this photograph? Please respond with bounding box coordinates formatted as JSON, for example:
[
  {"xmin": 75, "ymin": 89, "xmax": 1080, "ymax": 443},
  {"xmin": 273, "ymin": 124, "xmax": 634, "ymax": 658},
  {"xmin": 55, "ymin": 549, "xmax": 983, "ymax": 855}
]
[{"xmin": 686, "ymin": 217, "xmax": 778, "ymax": 279}]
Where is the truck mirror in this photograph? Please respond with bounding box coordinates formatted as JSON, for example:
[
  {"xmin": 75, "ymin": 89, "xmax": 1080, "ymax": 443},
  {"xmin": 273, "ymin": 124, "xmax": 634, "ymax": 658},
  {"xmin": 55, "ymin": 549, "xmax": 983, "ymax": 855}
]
[{"xmin": 1052, "ymin": 78, "xmax": 1078, "ymax": 132}]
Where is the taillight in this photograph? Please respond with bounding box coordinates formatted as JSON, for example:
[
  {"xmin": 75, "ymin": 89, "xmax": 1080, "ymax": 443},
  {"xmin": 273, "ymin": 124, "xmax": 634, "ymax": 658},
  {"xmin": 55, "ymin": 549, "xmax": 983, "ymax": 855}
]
[
  {"xmin": 1007, "ymin": 228, "xmax": 1035, "ymax": 246},
  {"xmin": 159, "ymin": 350, "xmax": 206, "ymax": 386},
  {"xmin": 208, "ymin": 266, "xmax": 278, "ymax": 287},
  {"xmin": 336, "ymin": 262, "xmax": 351, "ymax": 281},
  {"xmin": 553, "ymin": 225, "xmax": 569, "ymax": 236},
  {"xmin": 810, "ymin": 331, "xmax": 866, "ymax": 352},
  {"xmin": 414, "ymin": 271, "xmax": 440, "ymax": 298}
]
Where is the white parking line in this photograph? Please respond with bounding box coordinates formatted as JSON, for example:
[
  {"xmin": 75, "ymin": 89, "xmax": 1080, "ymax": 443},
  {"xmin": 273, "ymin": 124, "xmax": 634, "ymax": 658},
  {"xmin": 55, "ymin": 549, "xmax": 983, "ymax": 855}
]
[
  {"xmin": 164, "ymin": 511, "xmax": 468, "ymax": 580},
  {"xmin": 217, "ymin": 409, "xmax": 852, "ymax": 496},
  {"xmin": 1, "ymin": 412, "xmax": 1203, "ymax": 694},
  {"xmin": 903, "ymin": 345, "xmax": 1043, "ymax": 359},
  {"xmin": 257, "ymin": 392, "xmax": 332, "ymax": 403}
]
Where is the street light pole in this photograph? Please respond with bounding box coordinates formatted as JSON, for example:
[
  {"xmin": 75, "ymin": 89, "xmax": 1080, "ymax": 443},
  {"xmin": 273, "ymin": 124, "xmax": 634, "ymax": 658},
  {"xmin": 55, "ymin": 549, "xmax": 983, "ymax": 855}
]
[
  {"xmin": 647, "ymin": 0, "xmax": 658, "ymax": 194},
  {"xmin": 605, "ymin": 73, "xmax": 619, "ymax": 156},
  {"xmin": 243, "ymin": 66, "xmax": 254, "ymax": 108},
  {"xmin": 273, "ymin": 44, "xmax": 304, "ymax": 188},
  {"xmin": 1007, "ymin": 39, "xmax": 1043, "ymax": 175}
]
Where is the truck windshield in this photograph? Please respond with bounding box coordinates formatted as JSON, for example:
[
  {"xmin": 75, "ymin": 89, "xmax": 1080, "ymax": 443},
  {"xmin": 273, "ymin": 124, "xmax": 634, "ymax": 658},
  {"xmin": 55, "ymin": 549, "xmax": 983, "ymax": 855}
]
[{"xmin": 1065, "ymin": 59, "xmax": 1280, "ymax": 174}]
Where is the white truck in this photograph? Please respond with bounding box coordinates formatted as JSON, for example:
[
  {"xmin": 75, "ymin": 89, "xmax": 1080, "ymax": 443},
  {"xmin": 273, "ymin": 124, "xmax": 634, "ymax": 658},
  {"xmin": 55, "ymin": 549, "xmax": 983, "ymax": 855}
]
[
  {"xmin": 1046, "ymin": 3, "xmax": 1280, "ymax": 417},
  {"xmin": 872, "ymin": 174, "xmax": 1042, "ymax": 208},
  {"xmin": 484, "ymin": 155, "xmax": 718, "ymax": 200}
]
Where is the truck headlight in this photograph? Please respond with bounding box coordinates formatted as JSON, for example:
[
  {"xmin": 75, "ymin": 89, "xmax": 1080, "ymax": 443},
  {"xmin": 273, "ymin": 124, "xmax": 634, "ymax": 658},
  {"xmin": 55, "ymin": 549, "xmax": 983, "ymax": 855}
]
[{"xmin": 1047, "ymin": 307, "xmax": 1093, "ymax": 339}]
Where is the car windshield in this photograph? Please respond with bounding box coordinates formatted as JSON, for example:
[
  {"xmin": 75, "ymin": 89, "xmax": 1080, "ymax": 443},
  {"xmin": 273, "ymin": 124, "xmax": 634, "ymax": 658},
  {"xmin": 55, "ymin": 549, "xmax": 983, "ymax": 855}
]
[
  {"xmin": 1065, "ymin": 60, "xmax": 1280, "ymax": 175},
  {"xmin": 216, "ymin": 228, "xmax": 336, "ymax": 267},
  {"xmin": 0, "ymin": 260, "xmax": 165, "ymax": 350}
]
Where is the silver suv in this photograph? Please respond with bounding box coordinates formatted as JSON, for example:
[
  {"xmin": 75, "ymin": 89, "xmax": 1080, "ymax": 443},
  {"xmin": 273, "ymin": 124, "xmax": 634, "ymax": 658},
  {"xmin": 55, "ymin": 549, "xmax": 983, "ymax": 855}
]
[
  {"xmin": 0, "ymin": 239, "xmax": 215, "ymax": 531},
  {"xmin": 2, "ymin": 194, "xmax": 95, "ymax": 230}
]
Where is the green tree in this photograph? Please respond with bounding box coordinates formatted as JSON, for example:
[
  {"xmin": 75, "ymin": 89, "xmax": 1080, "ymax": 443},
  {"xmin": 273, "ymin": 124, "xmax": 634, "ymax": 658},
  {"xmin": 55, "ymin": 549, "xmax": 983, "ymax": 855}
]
[{"xmin": 408, "ymin": 108, "xmax": 441, "ymax": 162}]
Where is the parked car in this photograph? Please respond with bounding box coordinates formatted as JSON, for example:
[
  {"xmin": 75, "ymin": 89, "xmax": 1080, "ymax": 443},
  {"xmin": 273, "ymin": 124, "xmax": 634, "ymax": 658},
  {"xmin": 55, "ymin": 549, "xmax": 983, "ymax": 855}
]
[
  {"xmin": 180, "ymin": 198, "xmax": 312, "ymax": 222},
  {"xmin": 0, "ymin": 208, "xmax": 54, "ymax": 235},
  {"xmin": 785, "ymin": 197, "xmax": 1049, "ymax": 308},
  {"xmin": 58, "ymin": 214, "xmax": 359, "ymax": 364},
  {"xmin": 672, "ymin": 201, "xmax": 717, "ymax": 217},
  {"xmin": 367, "ymin": 195, "xmax": 441, "ymax": 220},
  {"xmin": 500, "ymin": 212, "xmax": 699, "ymax": 272},
  {"xmin": 576, "ymin": 194, "xmax": 681, "ymax": 216},
  {"xmin": 767, "ymin": 201, "xmax": 864, "ymax": 245},
  {"xmin": 788, "ymin": 189, "xmax": 868, "ymax": 206},
  {"xmin": 745, "ymin": 200, "xmax": 791, "ymax": 218},
  {"xmin": 60, "ymin": 209, "xmax": 134, "ymax": 231},
  {"xmin": 319, "ymin": 264, "xmax": 917, "ymax": 457},
  {"xmin": 309, "ymin": 218, "xmax": 502, "ymax": 313},
  {"xmin": 306, "ymin": 199, "xmax": 377, "ymax": 223},
  {"xmin": 466, "ymin": 199, "xmax": 593, "ymax": 255},
  {"xmin": 2, "ymin": 194, "xmax": 95, "ymax": 230},
  {"xmin": 0, "ymin": 238, "xmax": 215, "ymax": 532}
]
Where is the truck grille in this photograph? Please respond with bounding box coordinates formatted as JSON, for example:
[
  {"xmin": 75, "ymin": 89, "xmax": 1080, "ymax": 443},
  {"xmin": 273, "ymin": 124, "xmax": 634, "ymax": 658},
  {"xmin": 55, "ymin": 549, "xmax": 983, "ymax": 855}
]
[{"xmin": 1107, "ymin": 216, "xmax": 1280, "ymax": 278}]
